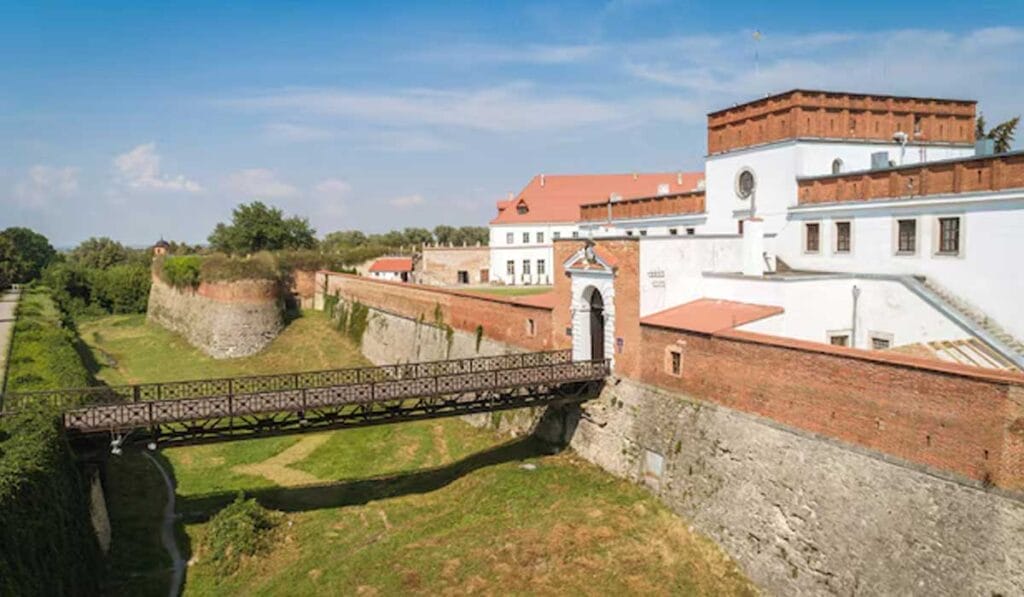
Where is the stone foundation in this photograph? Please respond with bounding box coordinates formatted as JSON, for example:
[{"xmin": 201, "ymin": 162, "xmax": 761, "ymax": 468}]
[{"xmin": 147, "ymin": 276, "xmax": 283, "ymax": 359}]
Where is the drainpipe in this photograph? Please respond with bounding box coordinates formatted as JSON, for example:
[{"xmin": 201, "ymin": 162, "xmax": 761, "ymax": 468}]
[{"xmin": 851, "ymin": 285, "xmax": 861, "ymax": 348}]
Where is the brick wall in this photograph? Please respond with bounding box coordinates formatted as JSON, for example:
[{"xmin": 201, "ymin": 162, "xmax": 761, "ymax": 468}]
[
  {"xmin": 637, "ymin": 322, "xmax": 1024, "ymax": 490},
  {"xmin": 318, "ymin": 272, "xmax": 561, "ymax": 352},
  {"xmin": 578, "ymin": 192, "xmax": 705, "ymax": 223},
  {"xmin": 798, "ymin": 151, "xmax": 1024, "ymax": 204},
  {"xmin": 708, "ymin": 90, "xmax": 976, "ymax": 155}
]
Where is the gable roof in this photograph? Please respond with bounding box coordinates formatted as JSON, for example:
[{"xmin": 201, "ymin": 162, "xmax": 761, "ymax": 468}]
[
  {"xmin": 491, "ymin": 172, "xmax": 704, "ymax": 225},
  {"xmin": 641, "ymin": 298, "xmax": 783, "ymax": 334},
  {"xmin": 369, "ymin": 257, "xmax": 413, "ymax": 273}
]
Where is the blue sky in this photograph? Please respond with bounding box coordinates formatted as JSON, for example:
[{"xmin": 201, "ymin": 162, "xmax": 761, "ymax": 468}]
[{"xmin": 2, "ymin": 0, "xmax": 1022, "ymax": 246}]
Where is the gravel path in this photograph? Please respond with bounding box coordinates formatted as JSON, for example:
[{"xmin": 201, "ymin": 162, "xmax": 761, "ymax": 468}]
[{"xmin": 0, "ymin": 289, "xmax": 20, "ymax": 393}]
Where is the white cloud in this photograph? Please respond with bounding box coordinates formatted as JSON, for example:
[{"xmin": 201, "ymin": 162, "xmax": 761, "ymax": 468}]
[
  {"xmin": 113, "ymin": 143, "xmax": 202, "ymax": 192},
  {"xmin": 388, "ymin": 194, "xmax": 425, "ymax": 208},
  {"xmin": 412, "ymin": 43, "xmax": 600, "ymax": 65},
  {"xmin": 13, "ymin": 165, "xmax": 79, "ymax": 208},
  {"xmin": 225, "ymin": 168, "xmax": 299, "ymax": 199},
  {"xmin": 223, "ymin": 83, "xmax": 623, "ymax": 134},
  {"xmin": 263, "ymin": 122, "xmax": 334, "ymax": 142}
]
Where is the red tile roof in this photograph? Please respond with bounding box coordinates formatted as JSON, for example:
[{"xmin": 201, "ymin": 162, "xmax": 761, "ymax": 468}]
[
  {"xmin": 368, "ymin": 257, "xmax": 413, "ymax": 273},
  {"xmin": 491, "ymin": 172, "xmax": 704, "ymax": 225},
  {"xmin": 641, "ymin": 298, "xmax": 783, "ymax": 334}
]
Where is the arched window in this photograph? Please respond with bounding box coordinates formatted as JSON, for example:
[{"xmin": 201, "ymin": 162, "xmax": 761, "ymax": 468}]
[{"xmin": 831, "ymin": 158, "xmax": 844, "ymax": 175}]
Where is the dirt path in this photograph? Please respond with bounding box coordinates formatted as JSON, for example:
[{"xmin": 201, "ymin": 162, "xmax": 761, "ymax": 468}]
[
  {"xmin": 233, "ymin": 434, "xmax": 329, "ymax": 487},
  {"xmin": 143, "ymin": 452, "xmax": 185, "ymax": 597}
]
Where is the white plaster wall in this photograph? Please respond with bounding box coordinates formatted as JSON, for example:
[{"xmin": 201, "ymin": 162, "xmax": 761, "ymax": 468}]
[
  {"xmin": 700, "ymin": 275, "xmax": 971, "ymax": 349},
  {"xmin": 638, "ymin": 236, "xmax": 744, "ymax": 317},
  {"xmin": 570, "ymin": 271, "xmax": 615, "ymax": 367},
  {"xmin": 370, "ymin": 271, "xmax": 406, "ymax": 282},
  {"xmin": 488, "ymin": 223, "xmax": 578, "ymax": 285},
  {"xmin": 779, "ymin": 194, "xmax": 1024, "ymax": 340},
  {"xmin": 704, "ymin": 140, "xmax": 974, "ymax": 237}
]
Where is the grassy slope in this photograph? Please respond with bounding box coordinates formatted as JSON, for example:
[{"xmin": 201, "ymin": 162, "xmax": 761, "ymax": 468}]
[{"xmin": 94, "ymin": 311, "xmax": 755, "ymax": 596}]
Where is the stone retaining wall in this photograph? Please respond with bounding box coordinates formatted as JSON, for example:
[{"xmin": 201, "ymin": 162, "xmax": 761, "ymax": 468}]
[
  {"xmin": 354, "ymin": 300, "xmax": 1024, "ymax": 596},
  {"xmin": 147, "ymin": 276, "xmax": 283, "ymax": 359}
]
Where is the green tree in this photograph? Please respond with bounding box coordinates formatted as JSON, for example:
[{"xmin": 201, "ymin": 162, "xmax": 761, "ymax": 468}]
[
  {"xmin": 976, "ymin": 113, "xmax": 1020, "ymax": 154},
  {"xmin": 92, "ymin": 264, "xmax": 151, "ymax": 313},
  {"xmin": 402, "ymin": 227, "xmax": 433, "ymax": 247},
  {"xmin": 70, "ymin": 237, "xmax": 131, "ymax": 270},
  {"xmin": 0, "ymin": 234, "xmax": 17, "ymax": 289},
  {"xmin": 321, "ymin": 230, "xmax": 368, "ymax": 251},
  {"xmin": 208, "ymin": 202, "xmax": 317, "ymax": 254},
  {"xmin": 433, "ymin": 225, "xmax": 456, "ymax": 245},
  {"xmin": 0, "ymin": 227, "xmax": 56, "ymax": 282}
]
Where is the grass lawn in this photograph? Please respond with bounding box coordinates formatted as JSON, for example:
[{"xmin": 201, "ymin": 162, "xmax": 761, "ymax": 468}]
[
  {"xmin": 96, "ymin": 311, "xmax": 755, "ymax": 596},
  {"xmin": 461, "ymin": 285, "xmax": 553, "ymax": 297}
]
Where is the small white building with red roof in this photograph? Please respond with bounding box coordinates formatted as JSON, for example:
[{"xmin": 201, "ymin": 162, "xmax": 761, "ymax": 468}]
[
  {"xmin": 368, "ymin": 256, "xmax": 413, "ymax": 282},
  {"xmin": 489, "ymin": 172, "xmax": 703, "ymax": 285}
]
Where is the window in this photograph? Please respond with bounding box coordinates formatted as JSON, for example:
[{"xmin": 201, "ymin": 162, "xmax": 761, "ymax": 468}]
[
  {"xmin": 872, "ymin": 336, "xmax": 892, "ymax": 350},
  {"xmin": 665, "ymin": 347, "xmax": 683, "ymax": 377},
  {"xmin": 938, "ymin": 217, "xmax": 960, "ymax": 254},
  {"xmin": 913, "ymin": 114, "xmax": 922, "ymax": 135},
  {"xmin": 626, "ymin": 230, "xmax": 634, "ymax": 237},
  {"xmin": 572, "ymin": 231, "xmax": 579, "ymax": 239},
  {"xmin": 639, "ymin": 229, "xmax": 648, "ymax": 236},
  {"xmin": 805, "ymin": 222, "xmax": 820, "ymax": 253},
  {"xmin": 552, "ymin": 231, "xmax": 561, "ymax": 240},
  {"xmin": 526, "ymin": 318, "xmax": 536, "ymax": 337},
  {"xmin": 668, "ymin": 228, "xmax": 678, "ymax": 235},
  {"xmin": 522, "ymin": 259, "xmax": 531, "ymax": 275},
  {"xmin": 829, "ymin": 333, "xmax": 850, "ymax": 347},
  {"xmin": 897, "ymin": 219, "xmax": 916, "ymax": 254},
  {"xmin": 522, "ymin": 232, "xmax": 530, "ymax": 243},
  {"xmin": 506, "ymin": 232, "xmax": 514, "ymax": 244},
  {"xmin": 736, "ymin": 168, "xmax": 756, "ymax": 199},
  {"xmin": 457, "ymin": 271, "xmax": 469, "ymax": 284},
  {"xmin": 506, "ymin": 260, "xmax": 515, "ymax": 276},
  {"xmin": 835, "ymin": 221, "xmax": 851, "ymax": 253},
  {"xmin": 516, "ymin": 201, "xmax": 528, "ymax": 215},
  {"xmin": 738, "ymin": 220, "xmax": 744, "ymax": 235},
  {"xmin": 537, "ymin": 259, "xmax": 546, "ymax": 276},
  {"xmin": 537, "ymin": 232, "xmax": 544, "ymax": 243},
  {"xmin": 831, "ymin": 158, "xmax": 844, "ymax": 175},
  {"xmin": 686, "ymin": 228, "xmax": 695, "ymax": 236}
]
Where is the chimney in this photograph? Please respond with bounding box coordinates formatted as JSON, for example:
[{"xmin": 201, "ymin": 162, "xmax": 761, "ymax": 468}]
[
  {"xmin": 540, "ymin": 174, "xmax": 546, "ymax": 187},
  {"xmin": 507, "ymin": 191, "xmax": 513, "ymax": 200},
  {"xmin": 632, "ymin": 172, "xmax": 638, "ymax": 181},
  {"xmin": 676, "ymin": 172, "xmax": 683, "ymax": 185},
  {"xmin": 742, "ymin": 218, "xmax": 766, "ymax": 277}
]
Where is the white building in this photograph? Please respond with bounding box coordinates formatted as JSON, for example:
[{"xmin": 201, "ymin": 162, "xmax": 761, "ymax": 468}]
[
  {"xmin": 567, "ymin": 89, "xmax": 1024, "ymax": 370},
  {"xmin": 368, "ymin": 256, "xmax": 413, "ymax": 282},
  {"xmin": 489, "ymin": 172, "xmax": 703, "ymax": 285}
]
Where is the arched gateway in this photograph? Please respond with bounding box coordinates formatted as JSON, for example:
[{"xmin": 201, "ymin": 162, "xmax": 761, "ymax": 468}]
[{"xmin": 588, "ymin": 288, "xmax": 605, "ymax": 361}]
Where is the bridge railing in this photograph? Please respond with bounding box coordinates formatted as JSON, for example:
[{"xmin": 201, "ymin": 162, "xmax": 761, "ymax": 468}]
[{"xmin": 0, "ymin": 350, "xmax": 575, "ymax": 413}]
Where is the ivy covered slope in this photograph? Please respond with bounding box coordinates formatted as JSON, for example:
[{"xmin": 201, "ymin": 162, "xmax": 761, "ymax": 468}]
[{"xmin": 0, "ymin": 287, "xmax": 102, "ymax": 596}]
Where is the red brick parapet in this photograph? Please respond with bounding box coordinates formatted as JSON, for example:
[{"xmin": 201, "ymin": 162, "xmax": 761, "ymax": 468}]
[
  {"xmin": 579, "ymin": 191, "xmax": 705, "ymax": 223},
  {"xmin": 638, "ymin": 322, "xmax": 1024, "ymax": 491},
  {"xmin": 797, "ymin": 151, "xmax": 1024, "ymax": 205},
  {"xmin": 708, "ymin": 89, "xmax": 976, "ymax": 155}
]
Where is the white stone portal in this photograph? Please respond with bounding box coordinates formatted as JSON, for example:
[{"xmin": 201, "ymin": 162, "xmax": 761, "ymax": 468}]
[{"xmin": 570, "ymin": 271, "xmax": 615, "ymax": 368}]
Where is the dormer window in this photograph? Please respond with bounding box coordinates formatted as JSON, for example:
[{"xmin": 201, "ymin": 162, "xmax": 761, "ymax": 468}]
[
  {"xmin": 831, "ymin": 158, "xmax": 844, "ymax": 175},
  {"xmin": 516, "ymin": 200, "xmax": 529, "ymax": 215}
]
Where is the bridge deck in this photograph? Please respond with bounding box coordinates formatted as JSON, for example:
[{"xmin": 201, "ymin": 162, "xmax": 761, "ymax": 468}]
[{"xmin": 0, "ymin": 350, "xmax": 609, "ymax": 446}]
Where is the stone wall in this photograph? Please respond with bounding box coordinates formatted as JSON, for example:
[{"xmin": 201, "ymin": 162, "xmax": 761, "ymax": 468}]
[
  {"xmin": 566, "ymin": 378, "xmax": 1024, "ymax": 597},
  {"xmin": 147, "ymin": 276, "xmax": 283, "ymax": 359},
  {"xmin": 416, "ymin": 246, "xmax": 490, "ymax": 286}
]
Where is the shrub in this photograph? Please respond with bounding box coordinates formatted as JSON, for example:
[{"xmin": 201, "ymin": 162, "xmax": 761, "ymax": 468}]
[
  {"xmin": 156, "ymin": 255, "xmax": 202, "ymax": 288},
  {"xmin": 200, "ymin": 252, "xmax": 279, "ymax": 283},
  {"xmin": 0, "ymin": 407, "xmax": 103, "ymax": 596},
  {"xmin": 6, "ymin": 289, "xmax": 92, "ymax": 392},
  {"xmin": 203, "ymin": 494, "xmax": 280, "ymax": 574}
]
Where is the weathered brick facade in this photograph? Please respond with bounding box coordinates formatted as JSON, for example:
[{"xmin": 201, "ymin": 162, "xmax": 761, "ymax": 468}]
[
  {"xmin": 799, "ymin": 151, "xmax": 1024, "ymax": 204},
  {"xmin": 578, "ymin": 191, "xmax": 705, "ymax": 223},
  {"xmin": 707, "ymin": 89, "xmax": 976, "ymax": 155},
  {"xmin": 416, "ymin": 245, "xmax": 490, "ymax": 286},
  {"xmin": 318, "ymin": 272, "xmax": 561, "ymax": 352}
]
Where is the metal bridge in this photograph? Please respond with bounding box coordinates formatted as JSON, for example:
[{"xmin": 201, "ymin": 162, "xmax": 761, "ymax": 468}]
[{"xmin": 0, "ymin": 350, "xmax": 608, "ymax": 447}]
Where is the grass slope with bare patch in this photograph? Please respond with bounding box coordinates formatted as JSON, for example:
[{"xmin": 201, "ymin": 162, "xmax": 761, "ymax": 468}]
[{"xmin": 93, "ymin": 310, "xmax": 756, "ymax": 596}]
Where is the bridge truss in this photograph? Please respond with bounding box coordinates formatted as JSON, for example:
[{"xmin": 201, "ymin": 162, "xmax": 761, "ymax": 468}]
[{"xmin": 0, "ymin": 350, "xmax": 608, "ymax": 447}]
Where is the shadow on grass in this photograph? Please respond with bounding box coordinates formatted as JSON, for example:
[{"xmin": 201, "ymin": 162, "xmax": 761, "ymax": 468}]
[{"xmin": 177, "ymin": 435, "xmax": 552, "ymax": 523}]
